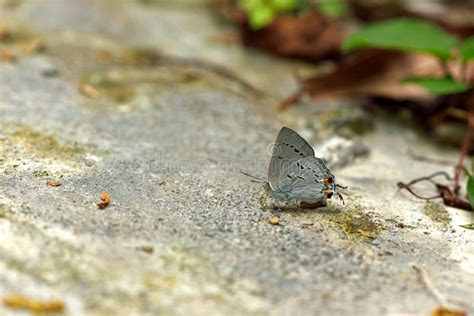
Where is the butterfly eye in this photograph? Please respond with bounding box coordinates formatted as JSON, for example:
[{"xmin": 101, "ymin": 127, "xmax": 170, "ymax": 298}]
[{"xmin": 324, "ymin": 177, "xmax": 333, "ymax": 185}]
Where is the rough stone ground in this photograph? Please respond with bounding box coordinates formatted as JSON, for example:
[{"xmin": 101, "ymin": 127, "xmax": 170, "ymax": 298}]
[{"xmin": 0, "ymin": 1, "xmax": 473, "ymax": 315}]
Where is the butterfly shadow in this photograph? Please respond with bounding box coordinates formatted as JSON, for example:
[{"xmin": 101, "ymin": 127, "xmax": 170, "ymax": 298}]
[{"xmin": 260, "ymin": 195, "xmax": 344, "ymax": 215}]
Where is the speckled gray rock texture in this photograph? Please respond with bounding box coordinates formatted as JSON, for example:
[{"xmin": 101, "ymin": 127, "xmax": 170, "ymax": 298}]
[{"xmin": 0, "ymin": 1, "xmax": 473, "ymax": 315}]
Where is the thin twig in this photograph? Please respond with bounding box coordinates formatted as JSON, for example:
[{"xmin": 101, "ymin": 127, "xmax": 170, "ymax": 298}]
[
  {"xmin": 397, "ymin": 182, "xmax": 441, "ymax": 201},
  {"xmin": 404, "ymin": 171, "xmax": 451, "ymax": 187},
  {"xmin": 460, "ymin": 61, "xmax": 467, "ymax": 83},
  {"xmin": 438, "ymin": 59, "xmax": 451, "ymax": 78},
  {"xmin": 160, "ymin": 55, "xmax": 264, "ymax": 97},
  {"xmin": 413, "ymin": 265, "xmax": 449, "ymax": 307},
  {"xmin": 412, "ymin": 265, "xmax": 470, "ymax": 310},
  {"xmin": 397, "ymin": 172, "xmax": 451, "ymax": 201}
]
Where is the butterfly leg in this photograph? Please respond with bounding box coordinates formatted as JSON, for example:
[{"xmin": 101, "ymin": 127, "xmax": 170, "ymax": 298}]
[{"xmin": 259, "ymin": 189, "xmax": 271, "ymax": 211}]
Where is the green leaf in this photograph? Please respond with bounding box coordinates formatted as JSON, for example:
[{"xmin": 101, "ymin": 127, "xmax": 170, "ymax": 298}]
[
  {"xmin": 238, "ymin": 0, "xmax": 263, "ymax": 12},
  {"xmin": 273, "ymin": 0, "xmax": 298, "ymax": 12},
  {"xmin": 460, "ymin": 223, "xmax": 474, "ymax": 230},
  {"xmin": 460, "ymin": 36, "xmax": 474, "ymax": 61},
  {"xmin": 467, "ymin": 176, "xmax": 474, "ymax": 207},
  {"xmin": 342, "ymin": 18, "xmax": 457, "ymax": 60},
  {"xmin": 316, "ymin": 0, "xmax": 348, "ymax": 18},
  {"xmin": 248, "ymin": 5, "xmax": 275, "ymax": 30},
  {"xmin": 403, "ymin": 77, "xmax": 471, "ymax": 95}
]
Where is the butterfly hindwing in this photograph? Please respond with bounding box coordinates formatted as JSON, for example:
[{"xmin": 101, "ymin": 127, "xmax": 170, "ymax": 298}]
[{"xmin": 275, "ymin": 156, "xmax": 332, "ymax": 202}]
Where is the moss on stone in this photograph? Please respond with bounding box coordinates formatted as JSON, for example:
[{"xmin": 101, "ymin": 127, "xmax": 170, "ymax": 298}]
[
  {"xmin": 321, "ymin": 206, "xmax": 384, "ymax": 241},
  {"xmin": 32, "ymin": 169, "xmax": 52, "ymax": 178},
  {"xmin": 10, "ymin": 127, "xmax": 86, "ymax": 159},
  {"xmin": 423, "ymin": 203, "xmax": 451, "ymax": 223}
]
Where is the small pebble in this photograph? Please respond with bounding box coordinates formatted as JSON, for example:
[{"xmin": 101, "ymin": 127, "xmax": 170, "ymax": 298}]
[{"xmin": 269, "ymin": 216, "xmax": 279, "ymax": 225}]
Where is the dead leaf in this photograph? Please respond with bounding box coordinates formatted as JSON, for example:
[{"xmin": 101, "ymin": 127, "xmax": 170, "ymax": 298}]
[
  {"xmin": 79, "ymin": 83, "xmax": 100, "ymax": 98},
  {"xmin": 269, "ymin": 216, "xmax": 280, "ymax": 225},
  {"xmin": 0, "ymin": 49, "xmax": 17, "ymax": 63},
  {"xmin": 431, "ymin": 306, "xmax": 466, "ymax": 316},
  {"xmin": 3, "ymin": 294, "xmax": 64, "ymax": 313},
  {"xmin": 210, "ymin": 0, "xmax": 343, "ymax": 61},
  {"xmin": 350, "ymin": 0, "xmax": 474, "ymax": 39},
  {"xmin": 436, "ymin": 184, "xmax": 473, "ymax": 211},
  {"xmin": 281, "ymin": 49, "xmax": 474, "ymax": 108},
  {"xmin": 241, "ymin": 11, "xmax": 343, "ymax": 61},
  {"xmin": 46, "ymin": 180, "xmax": 61, "ymax": 187},
  {"xmin": 97, "ymin": 192, "xmax": 110, "ymax": 209}
]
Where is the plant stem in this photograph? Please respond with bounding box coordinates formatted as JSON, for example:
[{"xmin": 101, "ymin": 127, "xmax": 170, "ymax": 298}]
[
  {"xmin": 438, "ymin": 59, "xmax": 451, "ymax": 77},
  {"xmin": 454, "ymin": 115, "xmax": 474, "ymax": 194}
]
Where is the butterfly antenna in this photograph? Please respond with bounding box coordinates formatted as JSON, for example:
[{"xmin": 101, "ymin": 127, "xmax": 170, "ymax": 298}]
[
  {"xmin": 337, "ymin": 184, "xmax": 348, "ymax": 189},
  {"xmin": 240, "ymin": 171, "xmax": 267, "ymax": 183}
]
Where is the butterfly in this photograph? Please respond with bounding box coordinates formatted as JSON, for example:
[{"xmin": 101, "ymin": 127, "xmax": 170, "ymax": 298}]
[{"xmin": 243, "ymin": 127, "xmax": 345, "ymax": 207}]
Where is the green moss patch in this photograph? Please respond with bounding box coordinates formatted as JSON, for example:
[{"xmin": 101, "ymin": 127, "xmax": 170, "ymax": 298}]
[
  {"xmin": 10, "ymin": 127, "xmax": 86, "ymax": 159},
  {"xmin": 423, "ymin": 203, "xmax": 451, "ymax": 223},
  {"xmin": 319, "ymin": 206, "xmax": 385, "ymax": 241}
]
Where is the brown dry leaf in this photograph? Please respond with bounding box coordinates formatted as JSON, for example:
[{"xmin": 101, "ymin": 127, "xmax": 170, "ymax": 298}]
[
  {"xmin": 210, "ymin": 0, "xmax": 343, "ymax": 61},
  {"xmin": 46, "ymin": 180, "xmax": 61, "ymax": 187},
  {"xmin": 350, "ymin": 0, "xmax": 474, "ymax": 38},
  {"xmin": 0, "ymin": 49, "xmax": 17, "ymax": 63},
  {"xmin": 241, "ymin": 11, "xmax": 343, "ymax": 61},
  {"xmin": 78, "ymin": 83, "xmax": 100, "ymax": 98},
  {"xmin": 269, "ymin": 216, "xmax": 280, "ymax": 225},
  {"xmin": 431, "ymin": 306, "xmax": 466, "ymax": 316},
  {"xmin": 3, "ymin": 294, "xmax": 65, "ymax": 313},
  {"xmin": 97, "ymin": 192, "xmax": 110, "ymax": 209},
  {"xmin": 281, "ymin": 49, "xmax": 452, "ymax": 108},
  {"xmin": 436, "ymin": 184, "xmax": 473, "ymax": 211}
]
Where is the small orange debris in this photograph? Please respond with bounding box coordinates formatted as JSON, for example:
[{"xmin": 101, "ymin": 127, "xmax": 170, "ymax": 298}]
[
  {"xmin": 269, "ymin": 216, "xmax": 280, "ymax": 225},
  {"xmin": 97, "ymin": 192, "xmax": 110, "ymax": 209},
  {"xmin": 46, "ymin": 180, "xmax": 61, "ymax": 187},
  {"xmin": 431, "ymin": 307, "xmax": 466, "ymax": 316},
  {"xmin": 3, "ymin": 294, "xmax": 65, "ymax": 313},
  {"xmin": 0, "ymin": 23, "xmax": 10, "ymax": 40},
  {"xmin": 79, "ymin": 83, "xmax": 100, "ymax": 98},
  {"xmin": 0, "ymin": 49, "xmax": 17, "ymax": 63}
]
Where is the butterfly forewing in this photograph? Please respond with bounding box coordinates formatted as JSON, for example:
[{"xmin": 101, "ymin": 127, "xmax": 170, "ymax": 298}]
[{"xmin": 268, "ymin": 127, "xmax": 315, "ymax": 190}]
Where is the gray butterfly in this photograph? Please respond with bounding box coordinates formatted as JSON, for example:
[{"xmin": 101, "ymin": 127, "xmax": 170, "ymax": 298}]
[{"xmin": 243, "ymin": 127, "xmax": 345, "ymax": 206}]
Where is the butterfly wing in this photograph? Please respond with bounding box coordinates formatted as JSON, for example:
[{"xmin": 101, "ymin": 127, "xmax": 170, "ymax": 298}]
[
  {"xmin": 274, "ymin": 156, "xmax": 334, "ymax": 202},
  {"xmin": 268, "ymin": 127, "xmax": 315, "ymax": 191}
]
